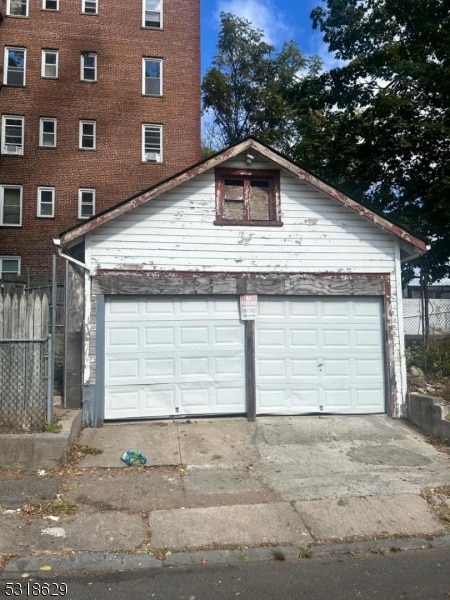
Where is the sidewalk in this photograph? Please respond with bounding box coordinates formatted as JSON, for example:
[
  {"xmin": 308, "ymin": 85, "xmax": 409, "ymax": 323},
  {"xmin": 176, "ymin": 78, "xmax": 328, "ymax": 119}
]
[{"xmin": 1, "ymin": 416, "xmax": 449, "ymax": 574}]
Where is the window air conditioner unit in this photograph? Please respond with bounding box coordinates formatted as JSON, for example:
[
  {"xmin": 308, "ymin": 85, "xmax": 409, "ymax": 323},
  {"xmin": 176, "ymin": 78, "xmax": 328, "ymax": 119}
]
[
  {"xmin": 5, "ymin": 145, "xmax": 21, "ymax": 154},
  {"xmin": 145, "ymin": 152, "xmax": 160, "ymax": 162}
]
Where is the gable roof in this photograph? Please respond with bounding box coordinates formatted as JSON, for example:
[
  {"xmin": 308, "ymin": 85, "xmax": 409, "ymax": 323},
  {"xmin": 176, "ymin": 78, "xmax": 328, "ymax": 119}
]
[{"xmin": 58, "ymin": 137, "xmax": 427, "ymax": 258}]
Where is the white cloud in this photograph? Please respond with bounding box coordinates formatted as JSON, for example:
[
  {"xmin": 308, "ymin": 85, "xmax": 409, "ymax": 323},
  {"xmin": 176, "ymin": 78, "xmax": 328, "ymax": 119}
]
[{"xmin": 216, "ymin": 0, "xmax": 292, "ymax": 47}]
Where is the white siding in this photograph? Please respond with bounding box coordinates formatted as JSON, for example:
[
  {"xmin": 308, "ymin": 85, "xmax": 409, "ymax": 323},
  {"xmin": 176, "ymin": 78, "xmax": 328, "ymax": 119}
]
[{"xmin": 87, "ymin": 157, "xmax": 397, "ymax": 274}]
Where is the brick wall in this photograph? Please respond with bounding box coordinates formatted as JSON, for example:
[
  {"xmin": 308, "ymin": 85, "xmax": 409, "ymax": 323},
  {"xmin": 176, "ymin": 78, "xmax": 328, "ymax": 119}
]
[{"xmin": 0, "ymin": 0, "xmax": 201, "ymax": 273}]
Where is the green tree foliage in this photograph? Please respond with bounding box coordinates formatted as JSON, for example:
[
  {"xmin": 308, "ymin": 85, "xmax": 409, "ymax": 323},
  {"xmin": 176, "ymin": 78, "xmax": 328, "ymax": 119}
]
[
  {"xmin": 202, "ymin": 12, "xmax": 322, "ymax": 152},
  {"xmin": 292, "ymin": 0, "xmax": 450, "ymax": 280}
]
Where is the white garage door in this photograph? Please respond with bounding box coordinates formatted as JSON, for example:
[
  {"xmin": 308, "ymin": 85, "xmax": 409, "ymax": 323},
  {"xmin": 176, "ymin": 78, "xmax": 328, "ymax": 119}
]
[
  {"xmin": 104, "ymin": 297, "xmax": 245, "ymax": 419},
  {"xmin": 256, "ymin": 297, "xmax": 385, "ymax": 415}
]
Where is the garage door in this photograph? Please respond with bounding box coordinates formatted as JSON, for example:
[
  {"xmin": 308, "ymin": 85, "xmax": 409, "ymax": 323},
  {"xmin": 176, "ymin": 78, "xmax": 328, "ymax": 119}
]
[
  {"xmin": 256, "ymin": 297, "xmax": 385, "ymax": 415},
  {"xmin": 104, "ymin": 297, "xmax": 245, "ymax": 419}
]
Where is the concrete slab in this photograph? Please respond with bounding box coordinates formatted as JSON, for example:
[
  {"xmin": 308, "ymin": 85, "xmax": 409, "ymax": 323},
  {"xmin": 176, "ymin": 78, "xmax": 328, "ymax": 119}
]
[
  {"xmin": 77, "ymin": 422, "xmax": 181, "ymax": 467},
  {"xmin": 148, "ymin": 502, "xmax": 312, "ymax": 551},
  {"xmin": 0, "ymin": 512, "xmax": 148, "ymax": 554},
  {"xmin": 295, "ymin": 494, "xmax": 447, "ymax": 541},
  {"xmin": 255, "ymin": 416, "xmax": 450, "ymax": 502},
  {"xmin": 0, "ymin": 474, "xmax": 62, "ymax": 509},
  {"xmin": 178, "ymin": 418, "xmax": 257, "ymax": 468},
  {"xmin": 66, "ymin": 470, "xmax": 185, "ymax": 513}
]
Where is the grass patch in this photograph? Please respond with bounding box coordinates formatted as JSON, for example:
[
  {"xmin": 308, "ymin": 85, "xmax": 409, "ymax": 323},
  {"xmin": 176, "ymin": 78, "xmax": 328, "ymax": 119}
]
[
  {"xmin": 300, "ymin": 551, "xmax": 312, "ymax": 559},
  {"xmin": 42, "ymin": 419, "xmax": 62, "ymax": 433},
  {"xmin": 21, "ymin": 498, "xmax": 77, "ymax": 516},
  {"xmin": 272, "ymin": 550, "xmax": 286, "ymax": 561},
  {"xmin": 337, "ymin": 498, "xmax": 348, "ymax": 507},
  {"xmin": 79, "ymin": 445, "xmax": 103, "ymax": 455}
]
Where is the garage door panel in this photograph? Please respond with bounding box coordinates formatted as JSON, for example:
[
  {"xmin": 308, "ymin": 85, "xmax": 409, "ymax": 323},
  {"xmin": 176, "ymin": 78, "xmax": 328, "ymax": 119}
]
[
  {"xmin": 105, "ymin": 297, "xmax": 245, "ymax": 419},
  {"xmin": 256, "ymin": 297, "xmax": 385, "ymax": 415}
]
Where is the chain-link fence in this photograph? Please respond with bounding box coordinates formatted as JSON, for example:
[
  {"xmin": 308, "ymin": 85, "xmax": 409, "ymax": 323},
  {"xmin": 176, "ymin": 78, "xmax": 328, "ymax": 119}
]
[
  {"xmin": 403, "ymin": 298, "xmax": 450, "ymax": 337},
  {"xmin": 0, "ymin": 339, "xmax": 49, "ymax": 432}
]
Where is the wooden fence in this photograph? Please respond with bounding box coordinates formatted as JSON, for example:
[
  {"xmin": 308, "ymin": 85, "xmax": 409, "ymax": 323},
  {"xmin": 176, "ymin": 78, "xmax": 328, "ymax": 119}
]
[
  {"xmin": 0, "ymin": 290, "xmax": 50, "ymax": 340},
  {"xmin": 0, "ymin": 289, "xmax": 51, "ymax": 432}
]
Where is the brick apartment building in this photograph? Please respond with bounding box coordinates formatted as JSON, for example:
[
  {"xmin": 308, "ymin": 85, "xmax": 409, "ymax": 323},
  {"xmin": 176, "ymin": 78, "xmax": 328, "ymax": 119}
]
[{"xmin": 0, "ymin": 0, "xmax": 201, "ymax": 275}]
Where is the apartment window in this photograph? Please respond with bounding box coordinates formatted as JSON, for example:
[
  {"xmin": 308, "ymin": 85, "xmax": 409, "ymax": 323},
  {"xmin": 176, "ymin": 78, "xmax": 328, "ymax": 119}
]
[
  {"xmin": 142, "ymin": 124, "xmax": 162, "ymax": 162},
  {"xmin": 143, "ymin": 0, "xmax": 162, "ymax": 28},
  {"xmin": 1, "ymin": 116, "xmax": 24, "ymax": 155},
  {"xmin": 143, "ymin": 58, "xmax": 162, "ymax": 96},
  {"xmin": 39, "ymin": 118, "xmax": 57, "ymax": 147},
  {"xmin": 41, "ymin": 49, "xmax": 59, "ymax": 78},
  {"xmin": 43, "ymin": 0, "xmax": 59, "ymax": 9},
  {"xmin": 78, "ymin": 189, "xmax": 95, "ymax": 219},
  {"xmin": 80, "ymin": 52, "xmax": 97, "ymax": 81},
  {"xmin": 4, "ymin": 47, "xmax": 26, "ymax": 86},
  {"xmin": 0, "ymin": 185, "xmax": 22, "ymax": 226},
  {"xmin": 37, "ymin": 187, "xmax": 55, "ymax": 218},
  {"xmin": 6, "ymin": 0, "xmax": 28, "ymax": 16},
  {"xmin": 79, "ymin": 120, "xmax": 96, "ymax": 149},
  {"xmin": 82, "ymin": 0, "xmax": 98, "ymax": 13},
  {"xmin": 215, "ymin": 169, "xmax": 281, "ymax": 225},
  {"xmin": 0, "ymin": 257, "xmax": 21, "ymax": 276}
]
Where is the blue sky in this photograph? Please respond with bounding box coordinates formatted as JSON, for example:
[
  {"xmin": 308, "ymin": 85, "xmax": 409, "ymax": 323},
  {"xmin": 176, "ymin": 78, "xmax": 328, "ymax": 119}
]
[{"xmin": 200, "ymin": 0, "xmax": 333, "ymax": 75}]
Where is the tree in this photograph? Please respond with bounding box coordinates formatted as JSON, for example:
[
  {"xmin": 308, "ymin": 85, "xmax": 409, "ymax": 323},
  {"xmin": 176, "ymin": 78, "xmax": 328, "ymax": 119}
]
[
  {"xmin": 202, "ymin": 12, "xmax": 322, "ymax": 152},
  {"xmin": 290, "ymin": 0, "xmax": 450, "ymax": 281}
]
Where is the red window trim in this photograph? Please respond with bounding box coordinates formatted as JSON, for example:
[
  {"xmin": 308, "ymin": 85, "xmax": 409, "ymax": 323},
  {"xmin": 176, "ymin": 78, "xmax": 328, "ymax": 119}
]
[{"xmin": 214, "ymin": 168, "xmax": 282, "ymax": 226}]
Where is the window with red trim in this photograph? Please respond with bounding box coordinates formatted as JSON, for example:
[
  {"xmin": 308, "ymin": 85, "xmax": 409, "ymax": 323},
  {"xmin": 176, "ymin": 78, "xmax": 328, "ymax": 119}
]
[{"xmin": 215, "ymin": 169, "xmax": 281, "ymax": 226}]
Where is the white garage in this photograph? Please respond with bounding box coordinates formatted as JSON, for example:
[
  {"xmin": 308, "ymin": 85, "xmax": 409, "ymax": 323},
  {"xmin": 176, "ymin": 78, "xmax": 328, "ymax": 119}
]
[
  {"xmin": 104, "ymin": 297, "xmax": 246, "ymax": 419},
  {"xmin": 58, "ymin": 137, "xmax": 426, "ymax": 425}
]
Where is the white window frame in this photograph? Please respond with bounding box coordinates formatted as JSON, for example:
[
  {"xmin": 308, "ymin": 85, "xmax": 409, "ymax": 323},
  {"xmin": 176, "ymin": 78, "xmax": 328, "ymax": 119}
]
[
  {"xmin": 0, "ymin": 185, "xmax": 23, "ymax": 227},
  {"xmin": 6, "ymin": 0, "xmax": 28, "ymax": 17},
  {"xmin": 4, "ymin": 47, "xmax": 27, "ymax": 86},
  {"xmin": 37, "ymin": 186, "xmax": 55, "ymax": 218},
  {"xmin": 82, "ymin": 0, "xmax": 98, "ymax": 14},
  {"xmin": 142, "ymin": 124, "xmax": 162, "ymax": 163},
  {"xmin": 79, "ymin": 120, "xmax": 96, "ymax": 150},
  {"xmin": 42, "ymin": 0, "xmax": 59, "ymax": 10},
  {"xmin": 78, "ymin": 188, "xmax": 95, "ymax": 219},
  {"xmin": 41, "ymin": 49, "xmax": 59, "ymax": 78},
  {"xmin": 39, "ymin": 117, "xmax": 57, "ymax": 147},
  {"xmin": 80, "ymin": 52, "xmax": 97, "ymax": 82},
  {"xmin": 1, "ymin": 115, "xmax": 25, "ymax": 156},
  {"xmin": 142, "ymin": 0, "xmax": 162, "ymax": 29},
  {"xmin": 0, "ymin": 256, "xmax": 21, "ymax": 276},
  {"xmin": 143, "ymin": 58, "xmax": 162, "ymax": 96}
]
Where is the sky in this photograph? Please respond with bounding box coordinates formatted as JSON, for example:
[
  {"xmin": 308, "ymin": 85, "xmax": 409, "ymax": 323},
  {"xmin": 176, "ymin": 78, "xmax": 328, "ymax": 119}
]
[{"xmin": 200, "ymin": 0, "xmax": 334, "ymax": 75}]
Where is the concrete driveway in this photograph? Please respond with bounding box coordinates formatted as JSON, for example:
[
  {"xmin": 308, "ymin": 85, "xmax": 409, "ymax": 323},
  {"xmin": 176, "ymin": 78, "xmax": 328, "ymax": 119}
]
[
  {"xmin": 78, "ymin": 414, "xmax": 450, "ymax": 502},
  {"xmin": 1, "ymin": 415, "xmax": 449, "ymax": 563}
]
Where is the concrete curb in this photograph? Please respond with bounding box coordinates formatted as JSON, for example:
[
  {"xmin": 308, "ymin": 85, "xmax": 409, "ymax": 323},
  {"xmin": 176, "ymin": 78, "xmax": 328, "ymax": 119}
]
[
  {"xmin": 407, "ymin": 393, "xmax": 450, "ymax": 445},
  {"xmin": 2, "ymin": 536, "xmax": 450, "ymax": 575},
  {"xmin": 0, "ymin": 410, "xmax": 82, "ymax": 470}
]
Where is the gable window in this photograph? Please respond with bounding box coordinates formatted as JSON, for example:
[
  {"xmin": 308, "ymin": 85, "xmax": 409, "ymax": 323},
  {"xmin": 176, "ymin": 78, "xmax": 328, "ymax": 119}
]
[
  {"xmin": 1, "ymin": 116, "xmax": 24, "ymax": 155},
  {"xmin": 79, "ymin": 120, "xmax": 96, "ymax": 149},
  {"xmin": 78, "ymin": 188, "xmax": 95, "ymax": 219},
  {"xmin": 215, "ymin": 169, "xmax": 281, "ymax": 226},
  {"xmin": 4, "ymin": 47, "xmax": 26, "ymax": 86},
  {"xmin": 6, "ymin": 0, "xmax": 28, "ymax": 16},
  {"xmin": 143, "ymin": 0, "xmax": 162, "ymax": 28},
  {"xmin": 0, "ymin": 257, "xmax": 21, "ymax": 276},
  {"xmin": 39, "ymin": 118, "xmax": 57, "ymax": 147},
  {"xmin": 80, "ymin": 52, "xmax": 97, "ymax": 81},
  {"xmin": 0, "ymin": 185, "xmax": 22, "ymax": 226},
  {"xmin": 143, "ymin": 58, "xmax": 162, "ymax": 95},
  {"xmin": 82, "ymin": 0, "xmax": 98, "ymax": 13},
  {"xmin": 41, "ymin": 49, "xmax": 58, "ymax": 78},
  {"xmin": 142, "ymin": 124, "xmax": 162, "ymax": 162},
  {"xmin": 37, "ymin": 187, "xmax": 55, "ymax": 218},
  {"xmin": 43, "ymin": 0, "xmax": 59, "ymax": 9}
]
